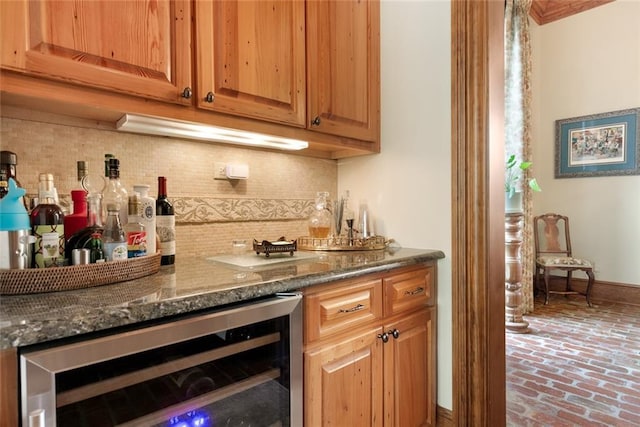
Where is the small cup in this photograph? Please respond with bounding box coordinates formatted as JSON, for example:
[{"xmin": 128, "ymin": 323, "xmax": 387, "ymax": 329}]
[
  {"xmin": 231, "ymin": 239, "xmax": 247, "ymax": 255},
  {"xmin": 72, "ymin": 248, "xmax": 91, "ymax": 265}
]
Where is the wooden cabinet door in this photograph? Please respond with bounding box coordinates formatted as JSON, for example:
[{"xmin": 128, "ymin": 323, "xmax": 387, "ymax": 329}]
[
  {"xmin": 0, "ymin": 0, "xmax": 192, "ymax": 105},
  {"xmin": 306, "ymin": 0, "xmax": 380, "ymax": 142},
  {"xmin": 305, "ymin": 326, "xmax": 384, "ymax": 427},
  {"xmin": 195, "ymin": 0, "xmax": 306, "ymax": 126},
  {"xmin": 383, "ymin": 308, "xmax": 436, "ymax": 427}
]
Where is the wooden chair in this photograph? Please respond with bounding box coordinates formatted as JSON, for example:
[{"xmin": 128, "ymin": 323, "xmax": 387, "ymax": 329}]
[{"xmin": 533, "ymin": 213, "xmax": 595, "ymax": 307}]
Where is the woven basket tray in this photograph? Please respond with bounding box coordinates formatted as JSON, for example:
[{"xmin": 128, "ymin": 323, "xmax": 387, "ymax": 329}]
[{"xmin": 0, "ymin": 252, "xmax": 162, "ymax": 295}]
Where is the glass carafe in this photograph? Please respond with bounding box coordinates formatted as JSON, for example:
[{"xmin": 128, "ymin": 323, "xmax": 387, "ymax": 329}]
[{"xmin": 308, "ymin": 191, "xmax": 332, "ymax": 238}]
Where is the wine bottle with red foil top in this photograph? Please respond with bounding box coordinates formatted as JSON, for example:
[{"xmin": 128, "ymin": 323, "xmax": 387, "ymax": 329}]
[
  {"xmin": 156, "ymin": 176, "xmax": 175, "ymax": 265},
  {"xmin": 30, "ymin": 173, "xmax": 65, "ymax": 267}
]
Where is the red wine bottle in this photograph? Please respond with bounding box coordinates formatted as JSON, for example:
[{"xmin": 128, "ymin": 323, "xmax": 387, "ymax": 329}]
[{"xmin": 156, "ymin": 176, "xmax": 175, "ymax": 265}]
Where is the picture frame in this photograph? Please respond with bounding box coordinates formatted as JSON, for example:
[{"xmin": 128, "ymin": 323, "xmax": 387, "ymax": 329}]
[{"xmin": 555, "ymin": 107, "xmax": 640, "ymax": 178}]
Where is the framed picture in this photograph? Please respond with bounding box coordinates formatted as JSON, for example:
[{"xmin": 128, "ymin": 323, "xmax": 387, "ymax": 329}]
[{"xmin": 555, "ymin": 107, "xmax": 640, "ymax": 178}]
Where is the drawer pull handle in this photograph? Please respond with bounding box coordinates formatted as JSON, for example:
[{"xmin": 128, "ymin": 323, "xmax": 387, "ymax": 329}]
[
  {"xmin": 339, "ymin": 304, "xmax": 365, "ymax": 313},
  {"xmin": 377, "ymin": 332, "xmax": 389, "ymax": 343},
  {"xmin": 405, "ymin": 287, "xmax": 425, "ymax": 296}
]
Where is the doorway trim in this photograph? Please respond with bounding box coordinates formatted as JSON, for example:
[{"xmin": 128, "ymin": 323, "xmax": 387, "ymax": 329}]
[{"xmin": 451, "ymin": 1, "xmax": 506, "ymax": 425}]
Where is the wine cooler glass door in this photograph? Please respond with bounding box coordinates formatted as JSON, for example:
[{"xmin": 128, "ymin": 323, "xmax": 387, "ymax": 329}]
[{"xmin": 20, "ymin": 294, "xmax": 303, "ymax": 427}]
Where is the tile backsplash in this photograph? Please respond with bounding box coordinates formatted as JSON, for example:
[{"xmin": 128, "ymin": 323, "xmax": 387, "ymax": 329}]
[{"xmin": 1, "ymin": 117, "xmax": 337, "ymax": 257}]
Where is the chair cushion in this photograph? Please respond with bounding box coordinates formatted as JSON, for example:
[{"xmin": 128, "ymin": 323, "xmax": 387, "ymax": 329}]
[{"xmin": 537, "ymin": 256, "xmax": 592, "ymax": 268}]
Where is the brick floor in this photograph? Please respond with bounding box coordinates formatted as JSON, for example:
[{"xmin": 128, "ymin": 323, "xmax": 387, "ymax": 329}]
[{"xmin": 506, "ymin": 294, "xmax": 640, "ymax": 426}]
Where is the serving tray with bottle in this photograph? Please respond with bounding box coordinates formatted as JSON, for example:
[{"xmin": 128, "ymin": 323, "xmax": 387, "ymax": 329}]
[{"xmin": 0, "ymin": 252, "xmax": 162, "ymax": 295}]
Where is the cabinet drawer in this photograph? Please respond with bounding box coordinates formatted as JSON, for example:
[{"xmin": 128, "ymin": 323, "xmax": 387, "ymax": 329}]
[
  {"xmin": 384, "ymin": 266, "xmax": 435, "ymax": 316},
  {"xmin": 305, "ymin": 278, "xmax": 383, "ymax": 344}
]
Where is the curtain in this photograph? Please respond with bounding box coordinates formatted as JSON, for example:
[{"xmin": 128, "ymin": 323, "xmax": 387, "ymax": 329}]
[{"xmin": 505, "ymin": 0, "xmax": 534, "ymax": 313}]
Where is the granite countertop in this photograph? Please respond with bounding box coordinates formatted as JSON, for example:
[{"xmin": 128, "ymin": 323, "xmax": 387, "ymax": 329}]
[{"xmin": 0, "ymin": 247, "xmax": 444, "ymax": 350}]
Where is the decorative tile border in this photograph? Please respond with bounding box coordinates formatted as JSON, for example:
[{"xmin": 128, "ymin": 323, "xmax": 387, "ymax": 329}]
[{"xmin": 173, "ymin": 197, "xmax": 315, "ymax": 223}]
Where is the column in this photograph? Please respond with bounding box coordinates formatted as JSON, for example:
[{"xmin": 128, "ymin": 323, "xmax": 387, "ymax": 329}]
[{"xmin": 505, "ymin": 212, "xmax": 530, "ymax": 333}]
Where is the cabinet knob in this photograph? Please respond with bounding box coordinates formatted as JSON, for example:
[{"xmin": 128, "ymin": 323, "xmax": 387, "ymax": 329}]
[
  {"xmin": 377, "ymin": 332, "xmax": 389, "ymax": 343},
  {"xmin": 311, "ymin": 116, "xmax": 321, "ymax": 126},
  {"xmin": 181, "ymin": 87, "xmax": 192, "ymax": 99},
  {"xmin": 388, "ymin": 329, "xmax": 400, "ymax": 339},
  {"xmin": 205, "ymin": 92, "xmax": 215, "ymax": 103}
]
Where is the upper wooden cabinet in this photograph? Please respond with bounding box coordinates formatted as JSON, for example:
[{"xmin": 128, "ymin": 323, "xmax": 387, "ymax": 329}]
[
  {"xmin": 306, "ymin": 0, "xmax": 380, "ymax": 142},
  {"xmin": 0, "ymin": 0, "xmax": 192, "ymax": 105},
  {"xmin": 194, "ymin": 0, "xmax": 306, "ymax": 126},
  {"xmin": 0, "ymin": 0, "xmax": 381, "ymax": 158}
]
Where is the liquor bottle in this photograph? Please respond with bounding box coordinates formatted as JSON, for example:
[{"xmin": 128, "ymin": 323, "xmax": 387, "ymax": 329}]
[
  {"xmin": 0, "ymin": 151, "xmax": 20, "ymax": 199},
  {"xmin": 133, "ymin": 184, "xmax": 156, "ymax": 255},
  {"xmin": 103, "ymin": 203, "xmax": 127, "ymax": 261},
  {"xmin": 30, "ymin": 173, "xmax": 65, "ymax": 268},
  {"xmin": 156, "ymin": 176, "xmax": 175, "ymax": 265},
  {"xmin": 65, "ymin": 193, "xmax": 104, "ymax": 260},
  {"xmin": 124, "ymin": 194, "xmax": 147, "ymax": 258},
  {"xmin": 89, "ymin": 232, "xmax": 105, "ymax": 263},
  {"xmin": 103, "ymin": 158, "xmax": 128, "ymax": 226},
  {"xmin": 64, "ymin": 190, "xmax": 88, "ymax": 240}
]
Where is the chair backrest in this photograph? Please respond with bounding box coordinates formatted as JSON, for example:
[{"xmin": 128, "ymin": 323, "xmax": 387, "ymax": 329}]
[{"xmin": 533, "ymin": 213, "xmax": 573, "ymax": 258}]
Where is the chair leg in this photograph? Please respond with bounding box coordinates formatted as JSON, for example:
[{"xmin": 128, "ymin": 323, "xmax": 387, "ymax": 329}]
[
  {"xmin": 543, "ymin": 269, "xmax": 551, "ymax": 305},
  {"xmin": 585, "ymin": 269, "xmax": 595, "ymax": 308},
  {"xmin": 566, "ymin": 270, "xmax": 573, "ymax": 294}
]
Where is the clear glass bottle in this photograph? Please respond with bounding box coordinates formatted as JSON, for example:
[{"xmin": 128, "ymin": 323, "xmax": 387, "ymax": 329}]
[
  {"xmin": 103, "ymin": 203, "xmax": 127, "ymax": 261},
  {"xmin": 65, "ymin": 193, "xmax": 104, "ymax": 260},
  {"xmin": 102, "ymin": 157, "xmax": 128, "ymax": 226},
  {"xmin": 156, "ymin": 176, "xmax": 175, "ymax": 265},
  {"xmin": 30, "ymin": 173, "xmax": 65, "ymax": 267},
  {"xmin": 133, "ymin": 184, "xmax": 156, "ymax": 255},
  {"xmin": 308, "ymin": 191, "xmax": 332, "ymax": 238},
  {"xmin": 124, "ymin": 194, "xmax": 147, "ymax": 258}
]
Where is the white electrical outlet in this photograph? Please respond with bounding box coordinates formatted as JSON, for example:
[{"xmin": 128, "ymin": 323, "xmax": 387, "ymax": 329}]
[{"xmin": 214, "ymin": 162, "xmax": 227, "ymax": 180}]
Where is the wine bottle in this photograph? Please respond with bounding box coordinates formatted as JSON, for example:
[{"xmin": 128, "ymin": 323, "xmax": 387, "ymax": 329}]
[
  {"xmin": 124, "ymin": 194, "xmax": 147, "ymax": 258},
  {"xmin": 103, "ymin": 203, "xmax": 127, "ymax": 261},
  {"xmin": 0, "ymin": 151, "xmax": 20, "ymax": 199},
  {"xmin": 65, "ymin": 193, "xmax": 104, "ymax": 260},
  {"xmin": 156, "ymin": 176, "xmax": 175, "ymax": 265},
  {"xmin": 30, "ymin": 173, "xmax": 65, "ymax": 268}
]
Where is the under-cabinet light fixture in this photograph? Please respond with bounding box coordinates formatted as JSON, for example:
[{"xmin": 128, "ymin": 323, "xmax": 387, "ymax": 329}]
[{"xmin": 116, "ymin": 114, "xmax": 309, "ymax": 151}]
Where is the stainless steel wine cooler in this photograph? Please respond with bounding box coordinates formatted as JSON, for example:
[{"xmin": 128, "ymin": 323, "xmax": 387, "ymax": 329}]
[{"xmin": 20, "ymin": 293, "xmax": 303, "ymax": 427}]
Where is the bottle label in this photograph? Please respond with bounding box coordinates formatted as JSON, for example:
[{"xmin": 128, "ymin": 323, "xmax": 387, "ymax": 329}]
[
  {"xmin": 139, "ymin": 197, "xmax": 156, "ymax": 254},
  {"xmin": 104, "ymin": 242, "xmax": 128, "ymax": 261},
  {"xmin": 127, "ymin": 231, "xmax": 147, "ymax": 258},
  {"xmin": 33, "ymin": 226, "xmax": 65, "ymax": 268},
  {"xmin": 156, "ymin": 215, "xmax": 176, "ymax": 256}
]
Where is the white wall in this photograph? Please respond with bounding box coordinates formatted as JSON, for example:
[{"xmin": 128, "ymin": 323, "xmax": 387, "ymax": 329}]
[
  {"xmin": 530, "ymin": 0, "xmax": 640, "ymax": 285},
  {"xmin": 338, "ymin": 0, "xmax": 453, "ymax": 409}
]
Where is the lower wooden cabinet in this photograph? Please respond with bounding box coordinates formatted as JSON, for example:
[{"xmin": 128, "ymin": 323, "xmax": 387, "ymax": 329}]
[
  {"xmin": 305, "ymin": 325, "xmax": 384, "ymax": 426},
  {"xmin": 303, "ymin": 264, "xmax": 437, "ymax": 427}
]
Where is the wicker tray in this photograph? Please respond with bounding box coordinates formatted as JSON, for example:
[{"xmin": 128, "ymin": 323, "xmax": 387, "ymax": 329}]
[{"xmin": 0, "ymin": 252, "xmax": 162, "ymax": 295}]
